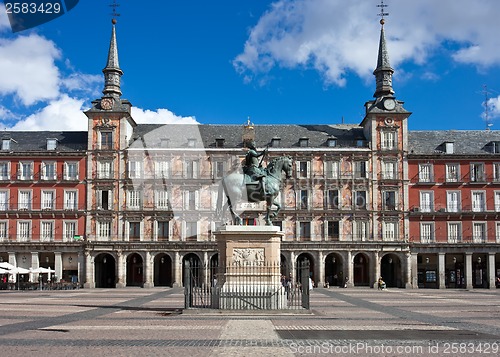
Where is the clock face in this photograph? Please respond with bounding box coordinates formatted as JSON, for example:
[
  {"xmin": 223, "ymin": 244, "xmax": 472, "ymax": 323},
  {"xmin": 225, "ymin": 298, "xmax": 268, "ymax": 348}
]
[
  {"xmin": 101, "ymin": 98, "xmax": 113, "ymax": 110},
  {"xmin": 383, "ymin": 98, "xmax": 396, "ymax": 111}
]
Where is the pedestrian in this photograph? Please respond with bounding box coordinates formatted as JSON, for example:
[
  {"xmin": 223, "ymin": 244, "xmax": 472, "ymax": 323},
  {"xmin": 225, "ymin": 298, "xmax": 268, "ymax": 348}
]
[
  {"xmin": 343, "ymin": 276, "xmax": 349, "ymax": 288},
  {"xmin": 378, "ymin": 277, "xmax": 386, "ymax": 290}
]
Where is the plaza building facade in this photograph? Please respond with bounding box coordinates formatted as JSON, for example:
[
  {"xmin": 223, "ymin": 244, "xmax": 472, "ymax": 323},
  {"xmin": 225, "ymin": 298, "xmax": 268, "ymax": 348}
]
[{"xmin": 0, "ymin": 19, "xmax": 499, "ymax": 289}]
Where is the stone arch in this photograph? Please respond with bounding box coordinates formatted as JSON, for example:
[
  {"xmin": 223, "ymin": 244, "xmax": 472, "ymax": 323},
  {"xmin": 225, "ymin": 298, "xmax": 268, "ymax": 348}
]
[
  {"xmin": 154, "ymin": 253, "xmax": 173, "ymax": 287},
  {"xmin": 95, "ymin": 253, "xmax": 116, "ymax": 288},
  {"xmin": 380, "ymin": 253, "xmax": 402, "ymax": 288},
  {"xmin": 353, "ymin": 252, "xmax": 370, "ymax": 286},
  {"xmin": 126, "ymin": 252, "xmax": 144, "ymax": 287},
  {"xmin": 296, "ymin": 252, "xmax": 315, "ymax": 284},
  {"xmin": 182, "ymin": 253, "xmax": 202, "ymax": 287},
  {"xmin": 324, "ymin": 252, "xmax": 343, "ymax": 287}
]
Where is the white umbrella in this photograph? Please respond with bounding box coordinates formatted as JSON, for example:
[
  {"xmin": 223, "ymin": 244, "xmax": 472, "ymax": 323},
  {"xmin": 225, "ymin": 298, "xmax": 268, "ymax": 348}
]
[
  {"xmin": 8, "ymin": 267, "xmax": 30, "ymax": 274},
  {"xmin": 0, "ymin": 262, "xmax": 15, "ymax": 270},
  {"xmin": 0, "ymin": 267, "xmax": 9, "ymax": 274},
  {"xmin": 30, "ymin": 267, "xmax": 55, "ymax": 274}
]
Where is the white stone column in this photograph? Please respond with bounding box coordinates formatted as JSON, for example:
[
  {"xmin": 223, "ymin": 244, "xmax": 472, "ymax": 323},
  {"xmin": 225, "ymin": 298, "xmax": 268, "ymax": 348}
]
[
  {"xmin": 465, "ymin": 252, "xmax": 473, "ymax": 289},
  {"xmin": 317, "ymin": 251, "xmax": 324, "ymax": 288},
  {"xmin": 347, "ymin": 250, "xmax": 353, "ymax": 287},
  {"xmin": 144, "ymin": 251, "xmax": 153, "ymax": 288},
  {"xmin": 31, "ymin": 252, "xmax": 39, "ymax": 284},
  {"xmin": 289, "ymin": 251, "xmax": 296, "ymax": 282},
  {"xmin": 438, "ymin": 252, "xmax": 446, "ymax": 289},
  {"xmin": 203, "ymin": 251, "xmax": 210, "ymax": 288},
  {"xmin": 488, "ymin": 252, "xmax": 496, "ymax": 289},
  {"xmin": 54, "ymin": 252, "xmax": 62, "ymax": 283},
  {"xmin": 116, "ymin": 251, "xmax": 125, "ymax": 288},
  {"xmin": 405, "ymin": 252, "xmax": 412, "ymax": 288},
  {"xmin": 77, "ymin": 252, "xmax": 84, "ymax": 286},
  {"xmin": 84, "ymin": 252, "xmax": 94, "ymax": 289},
  {"xmin": 411, "ymin": 253, "xmax": 418, "ymax": 288},
  {"xmin": 373, "ymin": 251, "xmax": 381, "ymax": 288},
  {"xmin": 173, "ymin": 251, "xmax": 182, "ymax": 287}
]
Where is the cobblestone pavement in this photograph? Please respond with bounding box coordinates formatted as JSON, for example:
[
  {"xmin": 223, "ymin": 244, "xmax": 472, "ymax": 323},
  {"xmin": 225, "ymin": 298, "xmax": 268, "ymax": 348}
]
[{"xmin": 0, "ymin": 287, "xmax": 499, "ymax": 356}]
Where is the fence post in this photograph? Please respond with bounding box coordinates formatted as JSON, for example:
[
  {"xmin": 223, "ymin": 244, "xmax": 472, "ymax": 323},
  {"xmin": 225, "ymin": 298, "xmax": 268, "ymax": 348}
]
[
  {"xmin": 301, "ymin": 262, "xmax": 310, "ymax": 309},
  {"xmin": 184, "ymin": 259, "xmax": 191, "ymax": 308}
]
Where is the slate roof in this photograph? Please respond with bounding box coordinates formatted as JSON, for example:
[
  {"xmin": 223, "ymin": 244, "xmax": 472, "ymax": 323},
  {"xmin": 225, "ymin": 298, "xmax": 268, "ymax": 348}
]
[
  {"xmin": 409, "ymin": 130, "xmax": 500, "ymax": 156},
  {"xmin": 129, "ymin": 124, "xmax": 367, "ymax": 149},
  {"xmin": 0, "ymin": 131, "xmax": 87, "ymax": 152}
]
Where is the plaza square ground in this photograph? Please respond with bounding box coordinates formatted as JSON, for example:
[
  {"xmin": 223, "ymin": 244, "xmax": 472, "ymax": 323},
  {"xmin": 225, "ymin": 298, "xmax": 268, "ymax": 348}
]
[{"xmin": 0, "ymin": 287, "xmax": 499, "ymax": 356}]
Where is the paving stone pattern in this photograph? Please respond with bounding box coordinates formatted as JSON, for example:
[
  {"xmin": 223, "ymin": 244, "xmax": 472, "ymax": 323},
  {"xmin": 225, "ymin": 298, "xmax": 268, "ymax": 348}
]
[{"xmin": 0, "ymin": 287, "xmax": 499, "ymax": 356}]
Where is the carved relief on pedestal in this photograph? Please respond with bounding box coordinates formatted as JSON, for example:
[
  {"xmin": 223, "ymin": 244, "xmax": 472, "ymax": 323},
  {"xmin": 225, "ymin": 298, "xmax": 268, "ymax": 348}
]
[{"xmin": 232, "ymin": 248, "xmax": 265, "ymax": 266}]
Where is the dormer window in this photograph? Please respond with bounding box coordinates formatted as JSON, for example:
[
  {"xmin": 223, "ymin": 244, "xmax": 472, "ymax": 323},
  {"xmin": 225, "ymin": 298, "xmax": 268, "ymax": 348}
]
[
  {"xmin": 187, "ymin": 138, "xmax": 197, "ymax": 148},
  {"xmin": 444, "ymin": 141, "xmax": 454, "ymax": 154},
  {"xmin": 327, "ymin": 137, "xmax": 337, "ymax": 147},
  {"xmin": 271, "ymin": 137, "xmax": 281, "ymax": 147},
  {"xmin": 47, "ymin": 138, "xmax": 57, "ymax": 151},
  {"xmin": 356, "ymin": 140, "xmax": 365, "ymax": 147},
  {"xmin": 160, "ymin": 138, "xmax": 170, "ymax": 148},
  {"xmin": 2, "ymin": 139, "xmax": 10, "ymax": 151},
  {"xmin": 215, "ymin": 138, "xmax": 225, "ymax": 148},
  {"xmin": 491, "ymin": 141, "xmax": 500, "ymax": 154},
  {"xmin": 299, "ymin": 137, "xmax": 309, "ymax": 147}
]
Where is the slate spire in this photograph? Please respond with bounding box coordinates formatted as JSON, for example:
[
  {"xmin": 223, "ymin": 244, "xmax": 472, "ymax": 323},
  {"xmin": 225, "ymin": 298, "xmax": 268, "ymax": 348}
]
[
  {"xmin": 102, "ymin": 19, "xmax": 123, "ymax": 98},
  {"xmin": 373, "ymin": 18, "xmax": 395, "ymax": 98}
]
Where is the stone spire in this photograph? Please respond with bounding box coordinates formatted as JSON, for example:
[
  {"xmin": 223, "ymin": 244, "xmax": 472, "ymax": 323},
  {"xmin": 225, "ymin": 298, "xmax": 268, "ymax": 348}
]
[
  {"xmin": 102, "ymin": 19, "xmax": 123, "ymax": 98},
  {"xmin": 373, "ymin": 19, "xmax": 395, "ymax": 98}
]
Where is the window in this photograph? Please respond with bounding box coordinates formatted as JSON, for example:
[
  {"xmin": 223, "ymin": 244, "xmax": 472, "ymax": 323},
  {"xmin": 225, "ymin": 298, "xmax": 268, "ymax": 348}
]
[
  {"xmin": 418, "ymin": 163, "xmax": 433, "ymax": 183},
  {"xmin": 41, "ymin": 162, "xmax": 56, "ymax": 180},
  {"xmin": 64, "ymin": 190, "xmax": 77, "ymax": 210},
  {"xmin": 472, "ymin": 222, "xmax": 486, "ymax": 243},
  {"xmin": 97, "ymin": 221, "xmax": 111, "ymax": 240},
  {"xmin": 215, "ymin": 138, "xmax": 225, "ymax": 148},
  {"xmin": 299, "ymin": 222, "xmax": 311, "ymax": 241},
  {"xmin": 325, "ymin": 161, "xmax": 339, "ymax": 179},
  {"xmin": 420, "ymin": 223, "xmax": 434, "ymax": 243},
  {"xmin": 381, "ymin": 131, "xmax": 396, "ymax": 150},
  {"xmin": 185, "ymin": 222, "xmax": 197, "ymax": 241},
  {"xmin": 129, "ymin": 222, "xmax": 140, "ymax": 241},
  {"xmin": 495, "ymin": 192, "xmax": 500, "ymax": 212},
  {"xmin": 327, "ymin": 189, "xmax": 339, "ymax": 209},
  {"xmin": 128, "ymin": 161, "xmax": 142, "ymax": 179},
  {"xmin": 2, "ymin": 139, "xmax": 10, "ymax": 150},
  {"xmin": 383, "ymin": 161, "xmax": 396, "ymax": 179},
  {"xmin": 448, "ymin": 222, "xmax": 461, "ymax": 243},
  {"xmin": 496, "ymin": 222, "xmax": 500, "ymax": 243},
  {"xmin": 355, "ymin": 190, "xmax": 367, "ymax": 209},
  {"xmin": 18, "ymin": 162, "xmax": 33, "ymax": 180},
  {"xmin": 494, "ymin": 163, "xmax": 500, "ymax": 182},
  {"xmin": 470, "ymin": 163, "xmax": 485, "ymax": 182},
  {"xmin": 98, "ymin": 161, "xmax": 113, "ymax": 179},
  {"xmin": 0, "ymin": 221, "xmax": 7, "ymax": 241},
  {"xmin": 46, "ymin": 139, "xmax": 57, "ymax": 150},
  {"xmin": 299, "ymin": 190, "xmax": 308, "ymax": 210},
  {"xmin": 64, "ymin": 162, "xmax": 78, "ymax": 180},
  {"xmin": 40, "ymin": 221, "xmax": 54, "ymax": 242},
  {"xmin": 63, "ymin": 221, "xmax": 76, "ymax": 242},
  {"xmin": 187, "ymin": 138, "xmax": 197, "ymax": 148},
  {"xmin": 97, "ymin": 190, "xmax": 111, "ymax": 210},
  {"xmin": 445, "ymin": 163, "xmax": 460, "ymax": 182},
  {"xmin": 155, "ymin": 190, "xmax": 169, "ymax": 210},
  {"xmin": 383, "ymin": 191, "xmax": 396, "ymax": 210},
  {"xmin": 299, "ymin": 138, "xmax": 309, "ymax": 147},
  {"xmin": 354, "ymin": 161, "xmax": 367, "ymax": 178},
  {"xmin": 298, "ymin": 161, "xmax": 309, "ymax": 178},
  {"xmin": 127, "ymin": 190, "xmax": 142, "ymax": 210},
  {"xmin": 383, "ymin": 221, "xmax": 397, "ymax": 241},
  {"xmin": 100, "ymin": 131, "xmax": 113, "ymax": 150},
  {"xmin": 155, "ymin": 160, "xmax": 170, "ymax": 179},
  {"xmin": 420, "ymin": 191, "xmax": 433, "ymax": 212},
  {"xmin": 184, "ymin": 190, "xmax": 198, "ymax": 210},
  {"xmin": 214, "ymin": 161, "xmax": 224, "ymax": 179},
  {"xmin": 326, "ymin": 221, "xmax": 339, "ymax": 240},
  {"xmin": 17, "ymin": 221, "xmax": 31, "ymax": 242},
  {"xmin": 354, "ymin": 221, "xmax": 368, "ymax": 241},
  {"xmin": 157, "ymin": 221, "xmax": 169, "ymax": 241},
  {"xmin": 185, "ymin": 160, "xmax": 198, "ymax": 179},
  {"xmin": 271, "ymin": 137, "xmax": 281, "ymax": 147},
  {"xmin": 444, "ymin": 142, "xmax": 454, "ymax": 154},
  {"xmin": 472, "ymin": 191, "xmax": 485, "ymax": 212},
  {"xmin": 446, "ymin": 191, "xmax": 460, "ymax": 212},
  {"xmin": 0, "ymin": 162, "xmax": 9, "ymax": 180},
  {"xmin": 0, "ymin": 191, "xmax": 8, "ymax": 211},
  {"xmin": 41, "ymin": 191, "xmax": 54, "ymax": 210},
  {"xmin": 18, "ymin": 190, "xmax": 31, "ymax": 210}
]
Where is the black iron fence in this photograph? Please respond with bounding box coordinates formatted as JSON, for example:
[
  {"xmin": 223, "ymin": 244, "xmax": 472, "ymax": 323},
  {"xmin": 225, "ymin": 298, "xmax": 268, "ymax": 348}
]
[{"xmin": 184, "ymin": 260, "xmax": 310, "ymax": 310}]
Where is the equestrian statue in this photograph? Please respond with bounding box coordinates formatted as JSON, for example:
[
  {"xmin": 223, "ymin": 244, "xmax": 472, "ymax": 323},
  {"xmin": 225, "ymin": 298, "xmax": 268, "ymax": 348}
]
[{"xmin": 216, "ymin": 140, "xmax": 293, "ymax": 226}]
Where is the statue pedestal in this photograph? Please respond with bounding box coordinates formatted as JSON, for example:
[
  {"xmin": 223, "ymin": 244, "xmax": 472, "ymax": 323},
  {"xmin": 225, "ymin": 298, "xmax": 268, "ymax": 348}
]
[{"xmin": 215, "ymin": 225, "xmax": 286, "ymax": 309}]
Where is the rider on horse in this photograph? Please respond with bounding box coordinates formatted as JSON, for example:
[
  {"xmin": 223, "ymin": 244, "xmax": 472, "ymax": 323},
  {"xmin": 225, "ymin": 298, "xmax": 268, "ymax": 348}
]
[{"xmin": 243, "ymin": 140, "xmax": 269, "ymax": 195}]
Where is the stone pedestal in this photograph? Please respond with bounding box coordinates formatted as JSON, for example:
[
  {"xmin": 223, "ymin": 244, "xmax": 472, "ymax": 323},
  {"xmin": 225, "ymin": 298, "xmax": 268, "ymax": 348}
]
[{"xmin": 215, "ymin": 225, "xmax": 286, "ymax": 309}]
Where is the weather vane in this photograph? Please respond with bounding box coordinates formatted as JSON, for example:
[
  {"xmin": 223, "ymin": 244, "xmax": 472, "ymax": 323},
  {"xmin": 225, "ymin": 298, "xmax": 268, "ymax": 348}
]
[
  {"xmin": 110, "ymin": 0, "xmax": 121, "ymax": 23},
  {"xmin": 377, "ymin": 0, "xmax": 389, "ymax": 23}
]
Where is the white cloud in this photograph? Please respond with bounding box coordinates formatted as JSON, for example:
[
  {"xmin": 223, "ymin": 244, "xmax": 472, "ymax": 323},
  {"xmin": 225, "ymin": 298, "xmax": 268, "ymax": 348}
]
[
  {"xmin": 0, "ymin": 34, "xmax": 61, "ymax": 105},
  {"xmin": 5, "ymin": 95, "xmax": 87, "ymax": 131},
  {"xmin": 61, "ymin": 73, "xmax": 102, "ymax": 95},
  {"xmin": 485, "ymin": 96, "xmax": 500, "ymax": 120},
  {"xmin": 131, "ymin": 107, "xmax": 198, "ymax": 125},
  {"xmin": 0, "ymin": 7, "xmax": 10, "ymax": 32},
  {"xmin": 234, "ymin": 0, "xmax": 500, "ymax": 86}
]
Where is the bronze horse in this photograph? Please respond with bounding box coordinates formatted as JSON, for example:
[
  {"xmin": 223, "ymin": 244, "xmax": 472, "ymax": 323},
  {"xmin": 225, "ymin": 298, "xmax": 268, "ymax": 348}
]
[{"xmin": 216, "ymin": 156, "xmax": 293, "ymax": 225}]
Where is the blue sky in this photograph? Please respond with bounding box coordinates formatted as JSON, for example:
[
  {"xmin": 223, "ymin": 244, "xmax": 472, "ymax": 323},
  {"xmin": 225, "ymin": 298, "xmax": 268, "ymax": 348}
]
[{"xmin": 1, "ymin": 0, "xmax": 500, "ymax": 131}]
